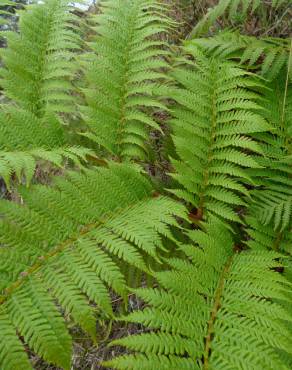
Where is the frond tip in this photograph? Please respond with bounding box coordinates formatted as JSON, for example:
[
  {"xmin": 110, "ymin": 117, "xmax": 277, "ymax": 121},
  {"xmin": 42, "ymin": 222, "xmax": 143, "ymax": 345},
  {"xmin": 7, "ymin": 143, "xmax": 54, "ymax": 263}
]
[
  {"xmin": 81, "ymin": 0, "xmax": 174, "ymax": 161},
  {"xmin": 105, "ymin": 222, "xmax": 292, "ymax": 370},
  {"xmin": 0, "ymin": 0, "xmax": 81, "ymax": 117},
  {"xmin": 168, "ymin": 50, "xmax": 269, "ymax": 223}
]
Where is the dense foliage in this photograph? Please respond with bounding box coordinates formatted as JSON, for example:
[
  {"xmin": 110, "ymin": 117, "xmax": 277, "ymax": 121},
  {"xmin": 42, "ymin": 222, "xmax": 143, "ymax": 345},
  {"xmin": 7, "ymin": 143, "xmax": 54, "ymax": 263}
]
[{"xmin": 0, "ymin": 0, "xmax": 291, "ymax": 369}]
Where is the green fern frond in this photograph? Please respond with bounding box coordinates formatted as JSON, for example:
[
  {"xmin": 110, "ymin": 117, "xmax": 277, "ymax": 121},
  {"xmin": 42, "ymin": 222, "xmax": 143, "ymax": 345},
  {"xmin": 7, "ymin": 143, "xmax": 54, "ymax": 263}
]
[
  {"xmin": 105, "ymin": 221, "xmax": 292, "ymax": 370},
  {"xmin": 0, "ymin": 107, "xmax": 93, "ymax": 186},
  {"xmin": 81, "ymin": 0, "xmax": 174, "ymax": 161},
  {"xmin": 167, "ymin": 50, "xmax": 269, "ymax": 223},
  {"xmin": 0, "ymin": 107, "xmax": 65, "ymax": 149},
  {"xmin": 0, "ymin": 163, "xmax": 186, "ymax": 369},
  {"xmin": 0, "ymin": 0, "xmax": 91, "ymax": 186},
  {"xmin": 190, "ymin": 0, "xmax": 290, "ymax": 38},
  {"xmin": 0, "ymin": 146, "xmax": 94, "ymax": 187},
  {"xmin": 247, "ymin": 76, "xmax": 292, "ymax": 232},
  {"xmin": 251, "ymin": 187, "xmax": 292, "ymax": 231},
  {"xmin": 190, "ymin": 30, "xmax": 291, "ymax": 80},
  {"xmin": 0, "ymin": 0, "xmax": 81, "ymax": 117},
  {"xmin": 245, "ymin": 215, "xmax": 292, "ymax": 254}
]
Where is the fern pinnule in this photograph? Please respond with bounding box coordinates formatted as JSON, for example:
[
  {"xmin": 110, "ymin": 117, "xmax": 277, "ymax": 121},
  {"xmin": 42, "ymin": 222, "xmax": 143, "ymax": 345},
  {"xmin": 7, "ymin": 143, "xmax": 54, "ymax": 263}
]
[
  {"xmin": 0, "ymin": 163, "xmax": 186, "ymax": 369},
  {"xmin": 105, "ymin": 221, "xmax": 292, "ymax": 370},
  {"xmin": 81, "ymin": 0, "xmax": 175, "ymax": 161}
]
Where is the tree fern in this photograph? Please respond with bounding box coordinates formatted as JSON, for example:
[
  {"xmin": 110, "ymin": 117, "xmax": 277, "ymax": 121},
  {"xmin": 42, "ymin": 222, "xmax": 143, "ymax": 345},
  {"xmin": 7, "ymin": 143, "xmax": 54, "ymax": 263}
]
[
  {"xmin": 167, "ymin": 49, "xmax": 270, "ymax": 223},
  {"xmin": 191, "ymin": 30, "xmax": 291, "ymax": 80},
  {"xmin": 80, "ymin": 0, "xmax": 174, "ymax": 161},
  {"xmin": 0, "ymin": 2, "xmax": 291, "ymax": 369},
  {"xmin": 0, "ymin": 162, "xmax": 185, "ymax": 369},
  {"xmin": 104, "ymin": 221, "xmax": 292, "ymax": 369}
]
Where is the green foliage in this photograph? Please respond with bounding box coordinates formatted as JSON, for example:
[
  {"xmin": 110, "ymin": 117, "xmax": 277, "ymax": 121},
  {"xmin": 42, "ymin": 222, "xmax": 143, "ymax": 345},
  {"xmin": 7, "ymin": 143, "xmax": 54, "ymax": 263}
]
[
  {"xmin": 190, "ymin": 0, "xmax": 290, "ymax": 38},
  {"xmin": 245, "ymin": 215, "xmax": 292, "ymax": 254},
  {"xmin": 0, "ymin": 163, "xmax": 185, "ymax": 369},
  {"xmin": 80, "ymin": 0, "xmax": 174, "ymax": 161},
  {"xmin": 0, "ymin": 0, "xmax": 291, "ymax": 369},
  {"xmin": 0, "ymin": 106, "xmax": 94, "ymax": 187},
  {"xmin": 105, "ymin": 222, "xmax": 292, "ymax": 370},
  {"xmin": 247, "ymin": 75, "xmax": 292, "ymax": 232},
  {"xmin": 167, "ymin": 48, "xmax": 269, "ymax": 223},
  {"xmin": 191, "ymin": 30, "xmax": 291, "ymax": 80},
  {"xmin": 0, "ymin": 0, "xmax": 92, "ymax": 186},
  {"xmin": 0, "ymin": 0, "xmax": 81, "ymax": 117}
]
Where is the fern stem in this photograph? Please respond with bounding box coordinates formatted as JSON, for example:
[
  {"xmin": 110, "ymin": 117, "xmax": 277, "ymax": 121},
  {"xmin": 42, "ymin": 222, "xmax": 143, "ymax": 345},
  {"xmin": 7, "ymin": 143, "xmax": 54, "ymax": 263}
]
[{"xmin": 203, "ymin": 254, "xmax": 234, "ymax": 369}]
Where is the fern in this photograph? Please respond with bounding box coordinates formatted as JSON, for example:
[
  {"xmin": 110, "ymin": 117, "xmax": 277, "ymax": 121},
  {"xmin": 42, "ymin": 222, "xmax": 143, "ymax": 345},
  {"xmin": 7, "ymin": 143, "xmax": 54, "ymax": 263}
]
[
  {"xmin": 247, "ymin": 73, "xmax": 292, "ymax": 232},
  {"xmin": 0, "ymin": 0, "xmax": 92, "ymax": 185},
  {"xmin": 0, "ymin": 2, "xmax": 291, "ymax": 369},
  {"xmin": 191, "ymin": 30, "xmax": 291, "ymax": 80},
  {"xmin": 0, "ymin": 0, "xmax": 81, "ymax": 117},
  {"xmin": 245, "ymin": 215, "xmax": 292, "ymax": 254},
  {"xmin": 0, "ymin": 105, "xmax": 94, "ymax": 186},
  {"xmin": 105, "ymin": 221, "xmax": 292, "ymax": 369},
  {"xmin": 167, "ymin": 49, "xmax": 270, "ymax": 223},
  {"xmin": 0, "ymin": 162, "xmax": 185, "ymax": 369},
  {"xmin": 190, "ymin": 0, "xmax": 290, "ymax": 38},
  {"xmin": 80, "ymin": 0, "xmax": 174, "ymax": 161}
]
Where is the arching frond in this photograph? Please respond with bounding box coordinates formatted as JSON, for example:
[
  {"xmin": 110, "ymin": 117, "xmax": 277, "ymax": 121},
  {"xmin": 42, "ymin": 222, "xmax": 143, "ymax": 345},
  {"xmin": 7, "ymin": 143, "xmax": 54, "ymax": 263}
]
[
  {"xmin": 0, "ymin": 163, "xmax": 186, "ymax": 369},
  {"xmin": 191, "ymin": 30, "xmax": 291, "ymax": 80},
  {"xmin": 190, "ymin": 0, "xmax": 290, "ymax": 38},
  {"xmin": 167, "ymin": 50, "xmax": 269, "ymax": 223},
  {"xmin": 104, "ymin": 221, "xmax": 292, "ymax": 370},
  {"xmin": 81, "ymin": 0, "xmax": 174, "ymax": 161}
]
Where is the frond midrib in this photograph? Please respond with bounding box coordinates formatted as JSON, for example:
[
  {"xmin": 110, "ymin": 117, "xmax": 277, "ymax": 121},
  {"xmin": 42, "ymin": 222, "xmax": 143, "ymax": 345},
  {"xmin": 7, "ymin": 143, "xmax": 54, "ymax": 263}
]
[
  {"xmin": 203, "ymin": 254, "xmax": 234, "ymax": 369},
  {"xmin": 198, "ymin": 69, "xmax": 218, "ymax": 218},
  {"xmin": 114, "ymin": 4, "xmax": 138, "ymax": 159}
]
